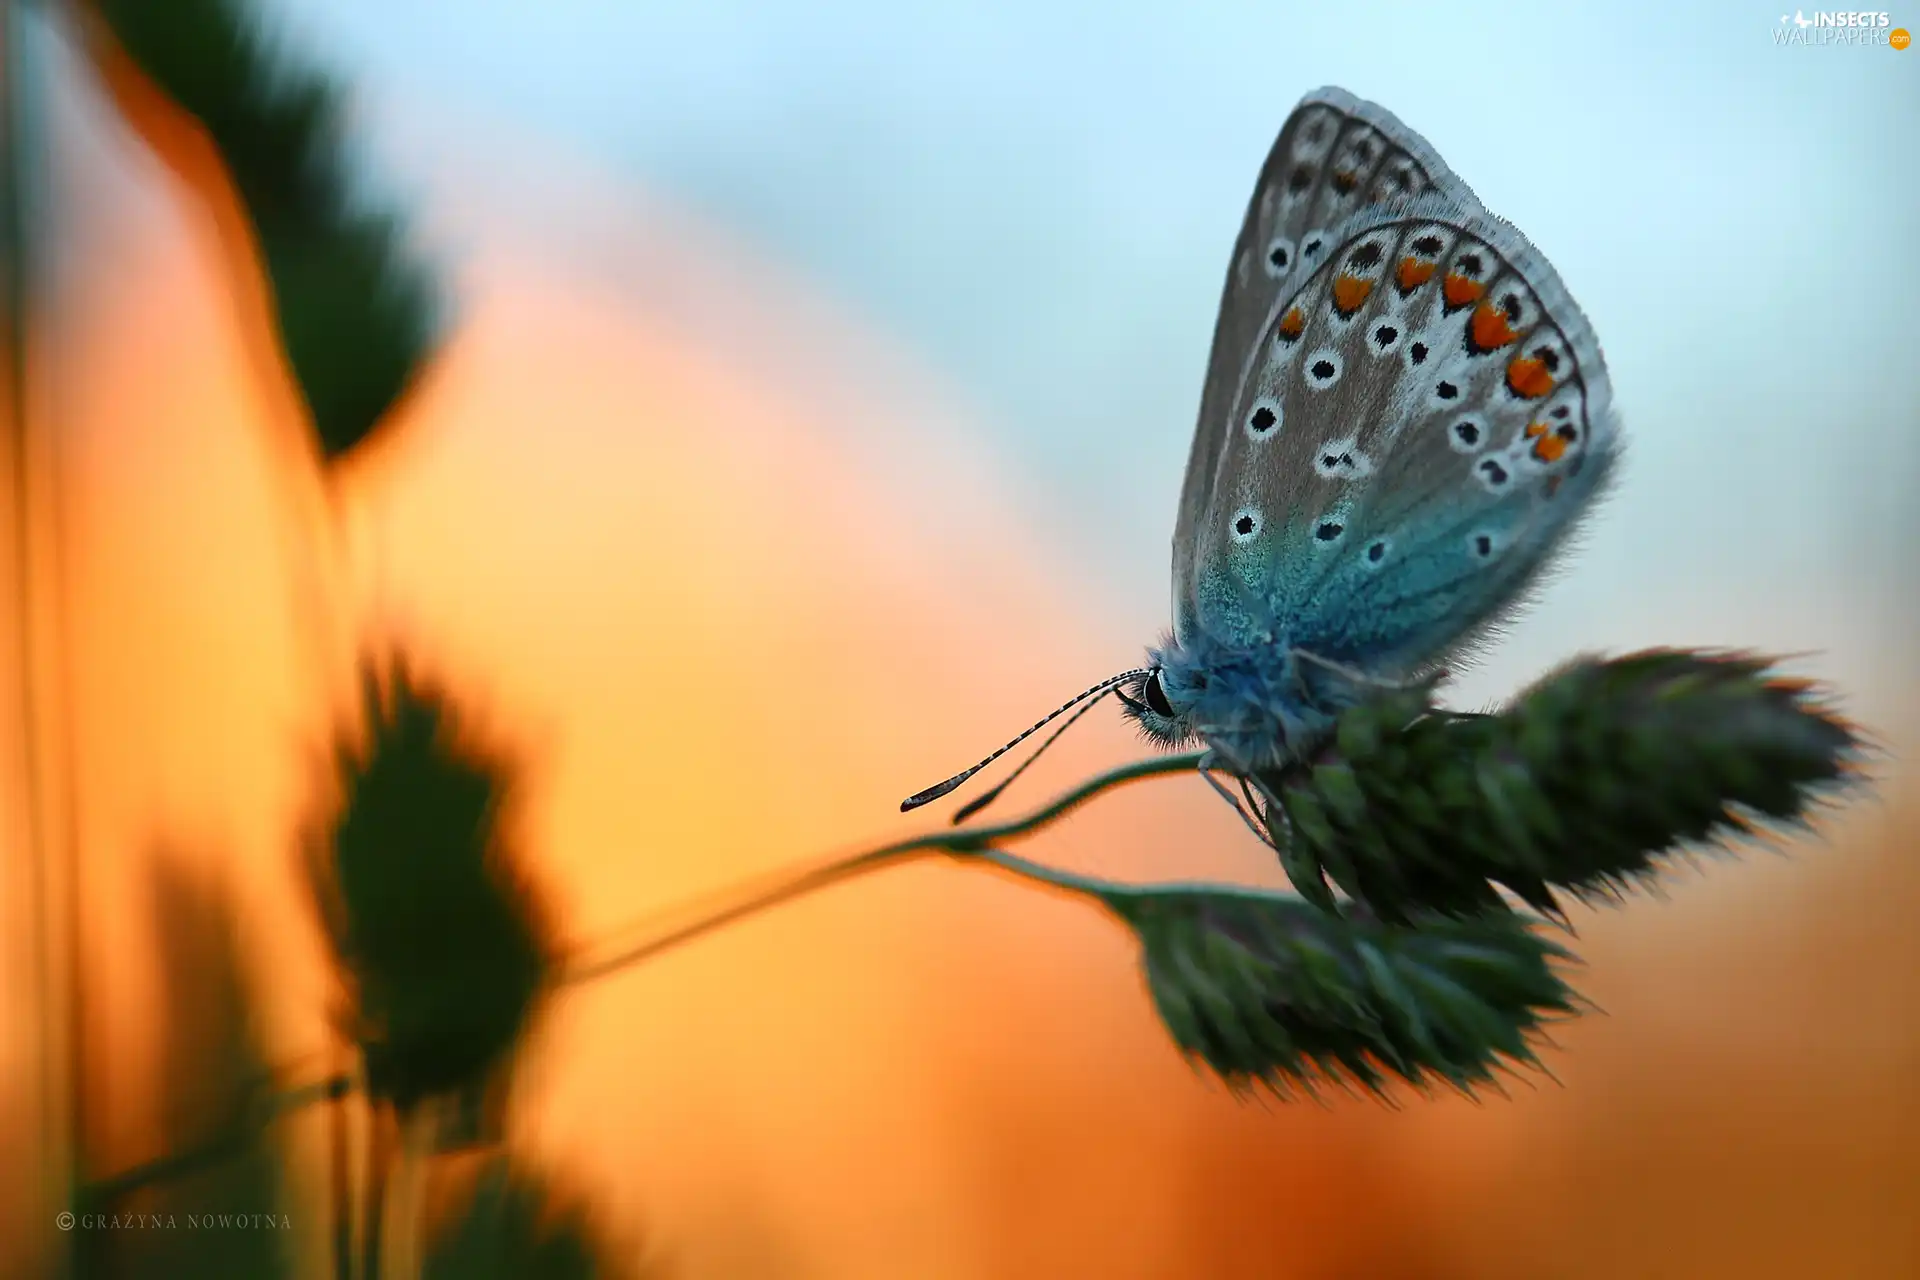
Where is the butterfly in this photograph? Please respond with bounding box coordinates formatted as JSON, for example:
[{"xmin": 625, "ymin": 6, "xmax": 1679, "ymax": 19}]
[{"xmin": 903, "ymin": 86, "xmax": 1619, "ymax": 829}]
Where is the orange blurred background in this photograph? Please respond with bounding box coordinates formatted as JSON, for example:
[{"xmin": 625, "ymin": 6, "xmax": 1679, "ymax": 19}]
[{"xmin": 4, "ymin": 7, "xmax": 1918, "ymax": 1279}]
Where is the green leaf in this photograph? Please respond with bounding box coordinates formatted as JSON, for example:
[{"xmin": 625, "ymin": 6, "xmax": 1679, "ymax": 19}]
[
  {"xmin": 305, "ymin": 658, "xmax": 556, "ymax": 1113},
  {"xmin": 90, "ymin": 0, "xmax": 440, "ymax": 462},
  {"xmin": 1262, "ymin": 649, "xmax": 1865, "ymax": 922}
]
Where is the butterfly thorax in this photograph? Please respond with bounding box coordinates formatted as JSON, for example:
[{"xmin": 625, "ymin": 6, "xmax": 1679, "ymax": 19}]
[{"xmin": 1141, "ymin": 631, "xmax": 1366, "ymax": 773}]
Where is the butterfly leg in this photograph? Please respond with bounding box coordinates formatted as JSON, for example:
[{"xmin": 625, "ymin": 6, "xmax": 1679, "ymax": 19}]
[
  {"xmin": 1254, "ymin": 776, "xmax": 1337, "ymax": 911},
  {"xmin": 1238, "ymin": 773, "xmax": 1276, "ymax": 834},
  {"xmin": 1197, "ymin": 752, "xmax": 1276, "ymax": 848},
  {"xmin": 1223, "ymin": 762, "xmax": 1341, "ymax": 913}
]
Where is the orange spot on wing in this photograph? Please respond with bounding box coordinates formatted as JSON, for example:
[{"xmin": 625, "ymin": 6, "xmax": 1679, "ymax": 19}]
[
  {"xmin": 1470, "ymin": 301, "xmax": 1518, "ymax": 351},
  {"xmin": 1506, "ymin": 356, "xmax": 1555, "ymax": 399},
  {"xmin": 1524, "ymin": 421, "xmax": 1548, "ymax": 438},
  {"xmin": 1331, "ymin": 274, "xmax": 1374, "ymax": 315},
  {"xmin": 1531, "ymin": 432, "xmax": 1569, "ymax": 463},
  {"xmin": 1442, "ymin": 273, "xmax": 1485, "ymax": 308},
  {"xmin": 1396, "ymin": 257, "xmax": 1436, "ymax": 292},
  {"xmin": 1279, "ymin": 307, "xmax": 1306, "ymax": 341}
]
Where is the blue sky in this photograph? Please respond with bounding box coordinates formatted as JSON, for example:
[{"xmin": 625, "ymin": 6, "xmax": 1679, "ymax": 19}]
[{"xmin": 244, "ymin": 1, "xmax": 1920, "ymax": 700}]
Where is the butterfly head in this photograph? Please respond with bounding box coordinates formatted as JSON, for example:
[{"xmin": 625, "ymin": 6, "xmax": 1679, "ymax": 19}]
[
  {"xmin": 1116, "ymin": 664, "xmax": 1189, "ymax": 746},
  {"xmin": 1120, "ymin": 636, "xmax": 1358, "ymax": 772}
]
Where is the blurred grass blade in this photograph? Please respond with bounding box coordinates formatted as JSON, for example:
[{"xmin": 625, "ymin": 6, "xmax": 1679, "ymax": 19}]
[
  {"xmin": 86, "ymin": 0, "xmax": 439, "ymax": 463},
  {"xmin": 1263, "ymin": 649, "xmax": 1866, "ymax": 921},
  {"xmin": 305, "ymin": 659, "xmax": 556, "ymax": 1114},
  {"xmin": 90, "ymin": 855, "xmax": 293, "ymax": 1279},
  {"xmin": 427, "ymin": 1158, "xmax": 637, "ymax": 1280},
  {"xmin": 984, "ymin": 852, "xmax": 1576, "ymax": 1099}
]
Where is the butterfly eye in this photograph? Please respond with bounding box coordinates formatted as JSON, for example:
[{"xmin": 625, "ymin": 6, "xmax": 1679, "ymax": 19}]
[{"xmin": 1142, "ymin": 669, "xmax": 1175, "ymax": 718}]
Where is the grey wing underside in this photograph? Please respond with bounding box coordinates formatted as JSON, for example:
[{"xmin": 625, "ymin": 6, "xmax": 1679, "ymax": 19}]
[
  {"xmin": 1170, "ymin": 87, "xmax": 1484, "ymax": 641},
  {"xmin": 1181, "ymin": 193, "xmax": 1620, "ymax": 676}
]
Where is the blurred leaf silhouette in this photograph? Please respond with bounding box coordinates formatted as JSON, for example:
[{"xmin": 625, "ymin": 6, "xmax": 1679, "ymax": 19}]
[
  {"xmin": 94, "ymin": 854, "xmax": 291, "ymax": 1280},
  {"xmin": 85, "ymin": 0, "xmax": 439, "ymax": 463},
  {"xmin": 1254, "ymin": 649, "xmax": 1865, "ymax": 923},
  {"xmin": 305, "ymin": 658, "xmax": 558, "ymax": 1115},
  {"xmin": 425, "ymin": 1158, "xmax": 639, "ymax": 1280}
]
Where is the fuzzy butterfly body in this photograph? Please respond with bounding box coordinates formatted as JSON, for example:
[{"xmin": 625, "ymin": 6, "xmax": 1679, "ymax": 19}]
[{"xmin": 1131, "ymin": 87, "xmax": 1619, "ymax": 774}]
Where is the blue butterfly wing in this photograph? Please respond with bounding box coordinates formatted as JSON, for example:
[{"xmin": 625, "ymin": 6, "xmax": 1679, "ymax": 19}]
[
  {"xmin": 1171, "ymin": 87, "xmax": 1486, "ymax": 646},
  {"xmin": 1187, "ymin": 190, "xmax": 1620, "ymax": 684}
]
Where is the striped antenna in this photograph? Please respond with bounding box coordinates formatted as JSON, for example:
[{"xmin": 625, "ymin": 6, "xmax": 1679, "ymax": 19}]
[{"xmin": 899, "ymin": 669, "xmax": 1150, "ymax": 813}]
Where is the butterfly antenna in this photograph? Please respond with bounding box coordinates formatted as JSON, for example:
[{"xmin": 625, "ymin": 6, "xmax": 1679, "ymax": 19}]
[
  {"xmin": 900, "ymin": 669, "xmax": 1151, "ymax": 814},
  {"xmin": 949, "ymin": 687, "xmax": 1115, "ymax": 824}
]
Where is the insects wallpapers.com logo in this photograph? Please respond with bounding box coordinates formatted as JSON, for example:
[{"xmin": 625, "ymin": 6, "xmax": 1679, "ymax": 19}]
[{"xmin": 1773, "ymin": 10, "xmax": 1908, "ymax": 43}]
